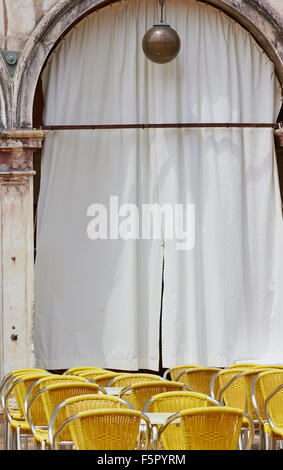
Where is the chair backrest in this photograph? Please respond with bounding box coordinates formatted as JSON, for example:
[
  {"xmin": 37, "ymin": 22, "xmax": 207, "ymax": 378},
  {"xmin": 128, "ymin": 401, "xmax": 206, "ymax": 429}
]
[
  {"xmin": 74, "ymin": 370, "xmax": 110, "ymax": 381},
  {"xmin": 25, "ymin": 374, "xmax": 87, "ymax": 403},
  {"xmin": 92, "ymin": 372, "xmax": 123, "ymax": 387},
  {"xmin": 214, "ymin": 368, "xmax": 248, "ymax": 410},
  {"xmin": 120, "ymin": 381, "xmax": 185, "ymax": 411},
  {"xmin": 181, "ymin": 407, "xmax": 254, "ymax": 450},
  {"xmin": 1, "ymin": 369, "xmax": 49, "ymax": 404},
  {"xmin": 211, "ymin": 368, "xmax": 258, "ymax": 403},
  {"xmin": 63, "ymin": 367, "xmax": 105, "ymax": 376},
  {"xmin": 163, "ymin": 365, "xmax": 203, "ymax": 381},
  {"xmin": 65, "ymin": 394, "xmax": 133, "ymax": 415},
  {"xmin": 41, "ymin": 382, "xmax": 106, "ymax": 421},
  {"xmin": 2, "ymin": 371, "xmax": 51, "ymax": 421},
  {"xmin": 144, "ymin": 390, "xmax": 221, "ymax": 450},
  {"xmin": 258, "ymin": 370, "xmax": 283, "ymax": 398},
  {"xmin": 264, "ymin": 384, "xmax": 283, "ymax": 432},
  {"xmin": 27, "ymin": 381, "xmax": 105, "ymax": 440},
  {"xmin": 24, "ymin": 374, "xmax": 88, "ymax": 428},
  {"xmin": 1, "ymin": 371, "xmax": 50, "ymax": 422},
  {"xmin": 176, "ymin": 368, "xmax": 221, "ymax": 396},
  {"xmin": 228, "ymin": 363, "xmax": 283, "ymax": 370},
  {"xmin": 158, "ymin": 406, "xmax": 254, "ymax": 450},
  {"xmin": 108, "ymin": 373, "xmax": 163, "ymax": 387},
  {"xmin": 0, "ymin": 368, "xmax": 48, "ymax": 395},
  {"xmin": 52, "ymin": 408, "xmax": 151, "ymax": 450},
  {"xmin": 48, "ymin": 393, "xmax": 133, "ymax": 448},
  {"xmin": 145, "ymin": 390, "xmax": 220, "ymax": 413},
  {"xmin": 227, "ymin": 363, "xmax": 260, "ymax": 369},
  {"xmin": 252, "ymin": 369, "xmax": 283, "ymax": 422},
  {"xmin": 241, "ymin": 368, "xmax": 283, "ymax": 421}
]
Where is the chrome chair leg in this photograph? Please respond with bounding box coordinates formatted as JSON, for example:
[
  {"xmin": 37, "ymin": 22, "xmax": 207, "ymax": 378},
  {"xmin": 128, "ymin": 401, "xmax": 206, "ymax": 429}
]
[
  {"xmin": 11, "ymin": 429, "xmax": 17, "ymax": 450},
  {"xmin": 238, "ymin": 434, "xmax": 243, "ymax": 450},
  {"xmin": 16, "ymin": 426, "xmax": 21, "ymax": 450},
  {"xmin": 3, "ymin": 419, "xmax": 8, "ymax": 449},
  {"xmin": 7, "ymin": 423, "xmax": 12, "ymax": 450},
  {"xmin": 265, "ymin": 432, "xmax": 270, "ymax": 450}
]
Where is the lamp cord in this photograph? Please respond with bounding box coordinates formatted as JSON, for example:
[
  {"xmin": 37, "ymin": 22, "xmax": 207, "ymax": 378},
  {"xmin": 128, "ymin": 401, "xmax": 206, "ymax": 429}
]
[{"xmin": 159, "ymin": 0, "xmax": 166, "ymax": 23}]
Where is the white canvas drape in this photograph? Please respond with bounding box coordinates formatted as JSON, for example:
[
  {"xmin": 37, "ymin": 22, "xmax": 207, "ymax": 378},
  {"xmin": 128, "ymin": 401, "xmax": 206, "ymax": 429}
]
[{"xmin": 35, "ymin": 0, "xmax": 282, "ymax": 370}]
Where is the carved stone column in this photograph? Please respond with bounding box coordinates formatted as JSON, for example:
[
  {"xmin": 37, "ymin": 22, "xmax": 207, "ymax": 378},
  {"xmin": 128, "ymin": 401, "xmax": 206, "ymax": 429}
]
[{"xmin": 0, "ymin": 130, "xmax": 46, "ymax": 377}]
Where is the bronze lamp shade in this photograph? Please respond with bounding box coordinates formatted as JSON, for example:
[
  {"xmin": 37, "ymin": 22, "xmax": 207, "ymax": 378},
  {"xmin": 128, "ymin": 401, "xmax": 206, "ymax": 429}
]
[{"xmin": 142, "ymin": 22, "xmax": 181, "ymax": 64}]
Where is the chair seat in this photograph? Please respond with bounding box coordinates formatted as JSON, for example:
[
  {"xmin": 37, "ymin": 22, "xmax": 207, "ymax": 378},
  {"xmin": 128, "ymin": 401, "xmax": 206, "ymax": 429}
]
[
  {"xmin": 263, "ymin": 421, "xmax": 283, "ymax": 440},
  {"xmin": 33, "ymin": 427, "xmax": 49, "ymax": 446},
  {"xmin": 269, "ymin": 425, "xmax": 283, "ymax": 439},
  {"xmin": 9, "ymin": 410, "xmax": 24, "ymax": 421},
  {"xmin": 242, "ymin": 416, "xmax": 260, "ymax": 428},
  {"xmin": 10, "ymin": 419, "xmax": 32, "ymax": 433},
  {"xmin": 34, "ymin": 426, "xmax": 72, "ymax": 449}
]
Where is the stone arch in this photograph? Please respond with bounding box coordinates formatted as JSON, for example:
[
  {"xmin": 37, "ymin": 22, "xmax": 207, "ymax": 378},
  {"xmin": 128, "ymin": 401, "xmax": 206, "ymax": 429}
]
[
  {"xmin": 0, "ymin": 54, "xmax": 12, "ymax": 129},
  {"xmin": 12, "ymin": 0, "xmax": 283, "ymax": 129}
]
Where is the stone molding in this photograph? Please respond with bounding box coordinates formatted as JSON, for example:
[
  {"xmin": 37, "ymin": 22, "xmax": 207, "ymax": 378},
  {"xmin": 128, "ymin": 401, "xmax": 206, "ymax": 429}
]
[
  {"xmin": 5, "ymin": 0, "xmax": 282, "ymax": 130},
  {"xmin": 0, "ymin": 54, "xmax": 12, "ymax": 129},
  {"xmin": 0, "ymin": 130, "xmax": 46, "ymax": 173}
]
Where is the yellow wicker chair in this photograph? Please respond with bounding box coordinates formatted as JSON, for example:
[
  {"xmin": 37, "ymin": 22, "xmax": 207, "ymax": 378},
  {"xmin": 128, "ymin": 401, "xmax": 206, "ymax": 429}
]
[
  {"xmin": 217, "ymin": 370, "xmax": 247, "ymax": 409},
  {"xmin": 242, "ymin": 368, "xmax": 275, "ymax": 419},
  {"xmin": 210, "ymin": 368, "xmax": 256, "ymax": 446},
  {"xmin": 26, "ymin": 381, "xmax": 106, "ymax": 449},
  {"xmin": 211, "ymin": 368, "xmax": 248, "ymax": 406},
  {"xmin": 119, "ymin": 381, "xmax": 187, "ymax": 412},
  {"xmin": 228, "ymin": 363, "xmax": 283, "ymax": 370},
  {"xmin": 227, "ymin": 363, "xmax": 260, "ymax": 369},
  {"xmin": 251, "ymin": 370, "xmax": 283, "ymax": 449},
  {"xmin": 1, "ymin": 370, "xmax": 50, "ymax": 449},
  {"xmin": 73, "ymin": 370, "xmax": 111, "ymax": 381},
  {"xmin": 157, "ymin": 406, "xmax": 254, "ymax": 450},
  {"xmin": 48, "ymin": 393, "xmax": 134, "ymax": 449},
  {"xmin": 163, "ymin": 365, "xmax": 203, "ymax": 381},
  {"xmin": 0, "ymin": 368, "xmax": 49, "ymax": 396},
  {"xmin": 176, "ymin": 367, "xmax": 221, "ymax": 396},
  {"xmin": 106, "ymin": 374, "xmax": 164, "ymax": 408},
  {"xmin": 144, "ymin": 390, "xmax": 221, "ymax": 413},
  {"xmin": 215, "ymin": 367, "xmax": 269, "ymax": 449},
  {"xmin": 264, "ymin": 384, "xmax": 283, "ymax": 445},
  {"xmin": 144, "ymin": 390, "xmax": 221, "ymax": 450},
  {"xmin": 251, "ymin": 369, "xmax": 283, "ymax": 425},
  {"xmin": 0, "ymin": 368, "xmax": 49, "ymax": 422},
  {"xmin": 63, "ymin": 366, "xmax": 105, "ymax": 376},
  {"xmin": 92, "ymin": 372, "xmax": 123, "ymax": 386},
  {"xmin": 24, "ymin": 374, "xmax": 88, "ymax": 412},
  {"xmin": 52, "ymin": 408, "xmax": 152, "ymax": 450},
  {"xmin": 23, "ymin": 374, "xmax": 90, "ymax": 449},
  {"xmin": 238, "ymin": 367, "xmax": 283, "ymax": 449},
  {"xmin": 107, "ymin": 373, "xmax": 163, "ymax": 387}
]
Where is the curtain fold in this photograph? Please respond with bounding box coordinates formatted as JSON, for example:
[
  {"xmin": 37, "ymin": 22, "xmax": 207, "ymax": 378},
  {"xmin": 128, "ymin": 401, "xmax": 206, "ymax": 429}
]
[
  {"xmin": 35, "ymin": 129, "xmax": 164, "ymax": 370},
  {"xmin": 35, "ymin": 0, "xmax": 282, "ymax": 370},
  {"xmin": 159, "ymin": 128, "xmax": 283, "ymax": 367}
]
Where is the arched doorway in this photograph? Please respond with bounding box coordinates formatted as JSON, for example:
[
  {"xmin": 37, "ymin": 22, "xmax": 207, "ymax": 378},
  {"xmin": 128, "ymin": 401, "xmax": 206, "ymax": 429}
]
[
  {"xmin": 12, "ymin": 0, "xmax": 283, "ymax": 130},
  {"xmin": 27, "ymin": 0, "xmax": 283, "ymax": 374}
]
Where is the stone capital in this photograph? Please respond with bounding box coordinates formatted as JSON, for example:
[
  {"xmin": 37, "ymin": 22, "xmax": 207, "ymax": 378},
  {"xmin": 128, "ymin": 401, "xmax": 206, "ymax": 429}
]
[{"xmin": 0, "ymin": 129, "xmax": 47, "ymax": 174}]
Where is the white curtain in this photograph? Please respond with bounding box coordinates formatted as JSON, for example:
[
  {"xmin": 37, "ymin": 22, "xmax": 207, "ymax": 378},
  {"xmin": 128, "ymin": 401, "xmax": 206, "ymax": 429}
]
[{"xmin": 35, "ymin": 0, "xmax": 282, "ymax": 370}]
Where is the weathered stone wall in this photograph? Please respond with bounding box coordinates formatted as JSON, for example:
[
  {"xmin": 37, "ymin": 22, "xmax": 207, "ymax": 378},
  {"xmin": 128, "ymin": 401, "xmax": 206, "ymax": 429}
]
[
  {"xmin": 0, "ymin": 0, "xmax": 282, "ymax": 53},
  {"xmin": 0, "ymin": 0, "xmax": 57, "ymax": 51}
]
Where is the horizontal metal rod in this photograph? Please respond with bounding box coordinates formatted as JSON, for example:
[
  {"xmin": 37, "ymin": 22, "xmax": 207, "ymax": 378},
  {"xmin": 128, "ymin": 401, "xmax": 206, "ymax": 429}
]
[{"xmin": 42, "ymin": 123, "xmax": 280, "ymax": 130}]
